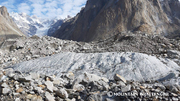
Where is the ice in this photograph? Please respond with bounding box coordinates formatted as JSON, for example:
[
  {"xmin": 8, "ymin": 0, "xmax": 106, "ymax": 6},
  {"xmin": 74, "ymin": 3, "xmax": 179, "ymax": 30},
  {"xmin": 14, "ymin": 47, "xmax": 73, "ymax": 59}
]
[{"xmin": 8, "ymin": 52, "xmax": 180, "ymax": 82}]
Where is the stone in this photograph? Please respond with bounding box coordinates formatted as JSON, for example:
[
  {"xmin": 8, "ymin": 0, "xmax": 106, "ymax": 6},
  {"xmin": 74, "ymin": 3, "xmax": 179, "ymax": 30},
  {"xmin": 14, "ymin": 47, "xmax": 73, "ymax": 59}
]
[
  {"xmin": 117, "ymin": 81, "xmax": 126, "ymax": 87},
  {"xmin": 26, "ymin": 55, "xmax": 31, "ymax": 60},
  {"xmin": 38, "ymin": 84, "xmax": 46, "ymax": 89},
  {"xmin": 0, "ymin": 75, "xmax": 7, "ymax": 83},
  {"xmin": 55, "ymin": 88, "xmax": 68, "ymax": 99},
  {"xmin": 167, "ymin": 50, "xmax": 180, "ymax": 59},
  {"xmin": 101, "ymin": 77, "xmax": 109, "ymax": 83},
  {"xmin": 121, "ymin": 85, "xmax": 131, "ymax": 92},
  {"xmin": 18, "ymin": 75, "xmax": 32, "ymax": 82},
  {"xmin": 13, "ymin": 92, "xmax": 20, "ymax": 96},
  {"xmin": 166, "ymin": 85, "xmax": 179, "ymax": 93},
  {"xmin": 30, "ymin": 73, "xmax": 40, "ymax": 80},
  {"xmin": 87, "ymin": 94, "xmax": 102, "ymax": 101},
  {"xmin": 83, "ymin": 72, "xmax": 109, "ymax": 83},
  {"xmin": 1, "ymin": 82, "xmax": 9, "ymax": 88},
  {"xmin": 139, "ymin": 86, "xmax": 145, "ymax": 89},
  {"xmin": 15, "ymin": 98, "xmax": 20, "ymax": 101},
  {"xmin": 65, "ymin": 72, "xmax": 74, "ymax": 80},
  {"xmin": 45, "ymin": 92, "xmax": 55, "ymax": 101},
  {"xmin": 153, "ymin": 83, "xmax": 166, "ymax": 91},
  {"xmin": 27, "ymin": 94, "xmax": 43, "ymax": 101},
  {"xmin": 44, "ymin": 81, "xmax": 53, "ymax": 93},
  {"xmin": 159, "ymin": 73, "xmax": 177, "ymax": 81},
  {"xmin": 2, "ymin": 87, "xmax": 11, "ymax": 94},
  {"xmin": 73, "ymin": 84, "xmax": 85, "ymax": 92},
  {"xmin": 172, "ymin": 97, "xmax": 178, "ymax": 101},
  {"xmin": 114, "ymin": 74, "xmax": 127, "ymax": 83},
  {"xmin": 16, "ymin": 87, "xmax": 23, "ymax": 93},
  {"xmin": 53, "ymin": 78, "xmax": 64, "ymax": 85},
  {"xmin": 34, "ymin": 87, "xmax": 44, "ymax": 94}
]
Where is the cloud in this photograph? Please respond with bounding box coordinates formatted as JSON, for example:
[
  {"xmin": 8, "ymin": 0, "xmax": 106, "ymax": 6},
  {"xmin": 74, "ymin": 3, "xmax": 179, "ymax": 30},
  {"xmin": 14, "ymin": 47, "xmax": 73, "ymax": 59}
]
[
  {"xmin": 29, "ymin": 0, "xmax": 87, "ymax": 19},
  {"xmin": 17, "ymin": 3, "xmax": 31, "ymax": 15},
  {"xmin": 0, "ymin": 0, "xmax": 87, "ymax": 19},
  {"xmin": 0, "ymin": 0, "xmax": 16, "ymax": 13}
]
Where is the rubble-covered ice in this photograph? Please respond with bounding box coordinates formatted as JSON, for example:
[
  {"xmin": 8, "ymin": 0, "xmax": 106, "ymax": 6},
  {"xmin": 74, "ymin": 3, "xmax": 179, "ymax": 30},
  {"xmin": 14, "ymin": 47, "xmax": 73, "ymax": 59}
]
[{"xmin": 8, "ymin": 52, "xmax": 180, "ymax": 82}]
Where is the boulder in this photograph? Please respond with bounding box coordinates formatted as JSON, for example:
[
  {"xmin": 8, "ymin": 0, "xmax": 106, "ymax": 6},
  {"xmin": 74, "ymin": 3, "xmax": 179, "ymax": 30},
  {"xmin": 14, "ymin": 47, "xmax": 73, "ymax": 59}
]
[
  {"xmin": 44, "ymin": 81, "xmax": 54, "ymax": 93},
  {"xmin": 114, "ymin": 74, "xmax": 127, "ymax": 83}
]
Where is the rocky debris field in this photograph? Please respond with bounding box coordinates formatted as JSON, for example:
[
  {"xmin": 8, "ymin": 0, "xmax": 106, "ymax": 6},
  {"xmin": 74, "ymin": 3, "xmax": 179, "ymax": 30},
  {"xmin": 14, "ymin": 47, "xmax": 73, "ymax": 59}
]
[
  {"xmin": 0, "ymin": 32, "xmax": 180, "ymax": 68},
  {"xmin": 0, "ymin": 68, "xmax": 180, "ymax": 101},
  {"xmin": 0, "ymin": 32, "xmax": 180, "ymax": 101}
]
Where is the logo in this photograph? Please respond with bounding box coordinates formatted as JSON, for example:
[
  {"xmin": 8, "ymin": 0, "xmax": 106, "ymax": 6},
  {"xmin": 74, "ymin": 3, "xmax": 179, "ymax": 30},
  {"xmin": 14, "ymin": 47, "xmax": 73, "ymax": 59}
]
[{"xmin": 107, "ymin": 91, "xmax": 114, "ymax": 97}]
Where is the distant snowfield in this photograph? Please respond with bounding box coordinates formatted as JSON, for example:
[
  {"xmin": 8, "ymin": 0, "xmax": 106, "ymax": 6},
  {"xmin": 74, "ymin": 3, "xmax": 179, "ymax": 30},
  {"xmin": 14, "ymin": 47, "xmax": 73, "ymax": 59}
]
[
  {"xmin": 34, "ymin": 23, "xmax": 50, "ymax": 37},
  {"xmin": 8, "ymin": 52, "xmax": 180, "ymax": 82},
  {"xmin": 10, "ymin": 12, "xmax": 61, "ymax": 37}
]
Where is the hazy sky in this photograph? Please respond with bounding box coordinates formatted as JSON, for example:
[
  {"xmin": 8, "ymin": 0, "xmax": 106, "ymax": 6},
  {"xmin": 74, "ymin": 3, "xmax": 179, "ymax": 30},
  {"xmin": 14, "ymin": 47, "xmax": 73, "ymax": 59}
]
[{"xmin": 0, "ymin": 0, "xmax": 87, "ymax": 19}]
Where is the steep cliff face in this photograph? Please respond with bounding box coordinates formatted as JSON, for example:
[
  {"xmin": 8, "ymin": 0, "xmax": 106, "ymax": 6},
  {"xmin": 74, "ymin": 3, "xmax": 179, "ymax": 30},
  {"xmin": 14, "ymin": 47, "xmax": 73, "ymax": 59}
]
[
  {"xmin": 52, "ymin": 0, "xmax": 180, "ymax": 42},
  {"xmin": 160, "ymin": 0, "xmax": 180, "ymax": 38},
  {"xmin": 0, "ymin": 6, "xmax": 24, "ymax": 43}
]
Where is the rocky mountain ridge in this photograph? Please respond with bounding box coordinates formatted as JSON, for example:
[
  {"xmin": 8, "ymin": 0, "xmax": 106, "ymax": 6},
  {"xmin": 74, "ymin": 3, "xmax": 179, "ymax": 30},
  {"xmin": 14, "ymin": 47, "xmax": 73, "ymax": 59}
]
[
  {"xmin": 0, "ymin": 6, "xmax": 24, "ymax": 44},
  {"xmin": 51, "ymin": 0, "xmax": 180, "ymax": 42}
]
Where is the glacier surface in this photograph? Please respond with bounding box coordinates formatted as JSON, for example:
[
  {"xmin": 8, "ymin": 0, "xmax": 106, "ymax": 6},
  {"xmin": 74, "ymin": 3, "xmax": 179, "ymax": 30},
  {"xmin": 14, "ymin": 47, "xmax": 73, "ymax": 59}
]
[{"xmin": 8, "ymin": 52, "xmax": 180, "ymax": 82}]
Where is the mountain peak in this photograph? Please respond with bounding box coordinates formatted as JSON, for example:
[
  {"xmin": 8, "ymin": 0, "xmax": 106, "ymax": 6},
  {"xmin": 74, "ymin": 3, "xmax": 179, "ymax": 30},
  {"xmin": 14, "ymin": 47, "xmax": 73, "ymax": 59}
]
[
  {"xmin": 0, "ymin": 6, "xmax": 8, "ymax": 17},
  {"xmin": 0, "ymin": 6, "xmax": 25, "ymax": 43},
  {"xmin": 10, "ymin": 13, "xmax": 65, "ymax": 37},
  {"xmin": 51, "ymin": 0, "xmax": 180, "ymax": 42}
]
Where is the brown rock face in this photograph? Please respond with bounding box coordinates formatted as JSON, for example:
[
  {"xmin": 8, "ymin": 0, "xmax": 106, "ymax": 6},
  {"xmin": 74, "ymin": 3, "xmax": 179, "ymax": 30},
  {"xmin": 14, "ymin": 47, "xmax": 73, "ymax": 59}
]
[
  {"xmin": 160, "ymin": 0, "xmax": 180, "ymax": 38},
  {"xmin": 0, "ymin": 6, "xmax": 24, "ymax": 43},
  {"xmin": 52, "ymin": 0, "xmax": 180, "ymax": 42}
]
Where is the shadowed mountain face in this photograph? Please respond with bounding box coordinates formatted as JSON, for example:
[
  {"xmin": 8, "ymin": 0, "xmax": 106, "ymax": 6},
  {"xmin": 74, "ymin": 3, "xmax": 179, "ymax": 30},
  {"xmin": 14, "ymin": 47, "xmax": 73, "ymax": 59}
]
[
  {"xmin": 0, "ymin": 6, "xmax": 24, "ymax": 43},
  {"xmin": 52, "ymin": 0, "xmax": 180, "ymax": 42}
]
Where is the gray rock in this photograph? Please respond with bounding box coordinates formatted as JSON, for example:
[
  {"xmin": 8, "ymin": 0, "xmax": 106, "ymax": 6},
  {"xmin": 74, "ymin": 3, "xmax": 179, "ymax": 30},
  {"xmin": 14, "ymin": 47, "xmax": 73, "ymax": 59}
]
[
  {"xmin": 44, "ymin": 81, "xmax": 53, "ymax": 93},
  {"xmin": 53, "ymin": 78, "xmax": 64, "ymax": 85},
  {"xmin": 166, "ymin": 85, "xmax": 179, "ymax": 93},
  {"xmin": 73, "ymin": 84, "xmax": 85, "ymax": 92},
  {"xmin": 26, "ymin": 55, "xmax": 31, "ymax": 60},
  {"xmin": 121, "ymin": 85, "xmax": 131, "ymax": 92},
  {"xmin": 45, "ymin": 92, "xmax": 55, "ymax": 101},
  {"xmin": 117, "ymin": 81, "xmax": 126, "ymax": 87},
  {"xmin": 167, "ymin": 50, "xmax": 180, "ymax": 59},
  {"xmin": 87, "ymin": 94, "xmax": 102, "ymax": 101},
  {"xmin": 30, "ymin": 73, "xmax": 40, "ymax": 80},
  {"xmin": 1, "ymin": 82, "xmax": 9, "ymax": 88},
  {"xmin": 55, "ymin": 88, "xmax": 68, "ymax": 99},
  {"xmin": 153, "ymin": 83, "xmax": 166, "ymax": 91},
  {"xmin": 105, "ymin": 98, "xmax": 115, "ymax": 101},
  {"xmin": 0, "ymin": 75, "xmax": 7, "ymax": 83},
  {"xmin": 172, "ymin": 97, "xmax": 179, "ymax": 100},
  {"xmin": 65, "ymin": 72, "xmax": 74, "ymax": 80},
  {"xmin": 114, "ymin": 74, "xmax": 126, "ymax": 83},
  {"xmin": 18, "ymin": 75, "xmax": 32, "ymax": 82},
  {"xmin": 15, "ymin": 98, "xmax": 21, "ymax": 101},
  {"xmin": 13, "ymin": 92, "xmax": 20, "ymax": 96},
  {"xmin": 34, "ymin": 87, "xmax": 44, "ymax": 94},
  {"xmin": 158, "ymin": 73, "xmax": 177, "ymax": 81},
  {"xmin": 1, "ymin": 87, "xmax": 11, "ymax": 94}
]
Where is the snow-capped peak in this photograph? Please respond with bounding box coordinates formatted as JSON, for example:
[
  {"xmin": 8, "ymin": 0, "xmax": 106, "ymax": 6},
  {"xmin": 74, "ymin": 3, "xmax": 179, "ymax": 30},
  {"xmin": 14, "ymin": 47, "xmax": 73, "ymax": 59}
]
[{"xmin": 10, "ymin": 12, "xmax": 64, "ymax": 37}]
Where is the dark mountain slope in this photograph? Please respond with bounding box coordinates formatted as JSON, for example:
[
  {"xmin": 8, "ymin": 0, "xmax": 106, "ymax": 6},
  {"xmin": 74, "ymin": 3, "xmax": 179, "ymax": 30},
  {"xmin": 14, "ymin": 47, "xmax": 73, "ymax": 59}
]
[{"xmin": 52, "ymin": 0, "xmax": 180, "ymax": 42}]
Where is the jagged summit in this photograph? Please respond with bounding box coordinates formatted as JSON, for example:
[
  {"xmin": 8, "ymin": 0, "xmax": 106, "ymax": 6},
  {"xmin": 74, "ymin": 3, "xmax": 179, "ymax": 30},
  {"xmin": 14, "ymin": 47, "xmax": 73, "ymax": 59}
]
[
  {"xmin": 10, "ymin": 12, "xmax": 66, "ymax": 37},
  {"xmin": 51, "ymin": 0, "xmax": 180, "ymax": 42},
  {"xmin": 0, "ymin": 6, "xmax": 24, "ymax": 43}
]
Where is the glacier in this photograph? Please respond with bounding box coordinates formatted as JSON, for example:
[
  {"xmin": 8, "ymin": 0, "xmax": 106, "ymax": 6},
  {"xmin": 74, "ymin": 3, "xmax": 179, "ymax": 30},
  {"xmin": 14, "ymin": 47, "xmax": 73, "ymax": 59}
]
[{"xmin": 7, "ymin": 52, "xmax": 180, "ymax": 83}]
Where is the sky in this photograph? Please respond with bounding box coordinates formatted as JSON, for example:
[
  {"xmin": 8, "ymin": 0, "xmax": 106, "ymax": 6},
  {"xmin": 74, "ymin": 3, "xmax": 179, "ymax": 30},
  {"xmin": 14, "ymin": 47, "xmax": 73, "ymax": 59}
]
[{"xmin": 0, "ymin": 0, "xmax": 87, "ymax": 19}]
